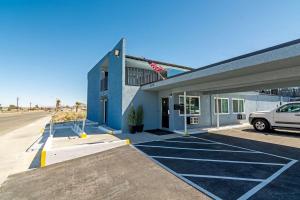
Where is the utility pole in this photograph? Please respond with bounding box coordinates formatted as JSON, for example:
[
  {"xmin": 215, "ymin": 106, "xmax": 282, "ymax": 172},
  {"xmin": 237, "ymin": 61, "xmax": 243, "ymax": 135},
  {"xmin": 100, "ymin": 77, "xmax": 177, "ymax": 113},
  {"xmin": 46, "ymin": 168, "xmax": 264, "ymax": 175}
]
[
  {"xmin": 30, "ymin": 102, "xmax": 32, "ymax": 111},
  {"xmin": 17, "ymin": 97, "xmax": 19, "ymax": 111}
]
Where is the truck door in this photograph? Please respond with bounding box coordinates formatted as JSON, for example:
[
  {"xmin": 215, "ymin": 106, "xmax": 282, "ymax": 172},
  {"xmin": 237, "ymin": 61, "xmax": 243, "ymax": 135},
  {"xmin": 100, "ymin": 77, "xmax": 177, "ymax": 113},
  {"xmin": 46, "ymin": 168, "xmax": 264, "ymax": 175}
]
[{"xmin": 274, "ymin": 103, "xmax": 300, "ymax": 128}]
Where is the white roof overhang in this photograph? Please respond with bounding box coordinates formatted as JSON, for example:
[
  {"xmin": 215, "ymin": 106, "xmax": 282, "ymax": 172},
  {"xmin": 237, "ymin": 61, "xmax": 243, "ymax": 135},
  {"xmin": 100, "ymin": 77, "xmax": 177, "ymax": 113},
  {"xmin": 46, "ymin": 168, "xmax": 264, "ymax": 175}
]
[{"xmin": 141, "ymin": 39, "xmax": 300, "ymax": 94}]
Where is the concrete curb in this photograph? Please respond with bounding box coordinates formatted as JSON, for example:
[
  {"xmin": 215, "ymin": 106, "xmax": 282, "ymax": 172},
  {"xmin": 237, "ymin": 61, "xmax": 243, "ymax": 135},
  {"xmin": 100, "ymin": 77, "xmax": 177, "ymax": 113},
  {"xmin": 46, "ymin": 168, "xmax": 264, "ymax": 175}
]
[
  {"xmin": 40, "ymin": 134, "xmax": 53, "ymax": 168},
  {"xmin": 43, "ymin": 139, "xmax": 129, "ymax": 166},
  {"xmin": 98, "ymin": 125, "xmax": 122, "ymax": 135},
  {"xmin": 174, "ymin": 123, "xmax": 251, "ymax": 135}
]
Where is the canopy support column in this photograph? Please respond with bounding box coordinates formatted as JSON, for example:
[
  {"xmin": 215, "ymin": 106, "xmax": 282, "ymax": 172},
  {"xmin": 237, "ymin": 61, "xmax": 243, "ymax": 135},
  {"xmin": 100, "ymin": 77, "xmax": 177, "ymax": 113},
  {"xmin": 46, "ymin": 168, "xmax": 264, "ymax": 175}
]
[
  {"xmin": 216, "ymin": 94, "xmax": 220, "ymax": 128},
  {"xmin": 184, "ymin": 91, "xmax": 188, "ymax": 136}
]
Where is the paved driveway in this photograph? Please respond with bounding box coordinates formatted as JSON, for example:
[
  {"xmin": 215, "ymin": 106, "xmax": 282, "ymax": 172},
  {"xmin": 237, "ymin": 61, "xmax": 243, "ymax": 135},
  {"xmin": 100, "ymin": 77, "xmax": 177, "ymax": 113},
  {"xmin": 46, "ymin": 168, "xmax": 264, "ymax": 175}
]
[{"xmin": 134, "ymin": 132, "xmax": 300, "ymax": 200}]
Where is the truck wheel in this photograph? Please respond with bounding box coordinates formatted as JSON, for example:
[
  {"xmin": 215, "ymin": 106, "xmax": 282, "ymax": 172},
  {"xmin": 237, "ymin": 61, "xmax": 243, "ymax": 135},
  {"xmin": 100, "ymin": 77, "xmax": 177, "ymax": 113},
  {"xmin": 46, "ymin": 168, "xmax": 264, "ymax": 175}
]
[{"xmin": 253, "ymin": 119, "xmax": 269, "ymax": 132}]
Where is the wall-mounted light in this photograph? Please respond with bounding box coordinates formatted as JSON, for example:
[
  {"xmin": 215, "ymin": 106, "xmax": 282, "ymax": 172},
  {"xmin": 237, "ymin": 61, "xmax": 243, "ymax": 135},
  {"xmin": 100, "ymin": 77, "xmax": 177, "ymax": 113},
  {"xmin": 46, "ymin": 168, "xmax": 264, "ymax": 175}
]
[{"xmin": 114, "ymin": 49, "xmax": 120, "ymax": 57}]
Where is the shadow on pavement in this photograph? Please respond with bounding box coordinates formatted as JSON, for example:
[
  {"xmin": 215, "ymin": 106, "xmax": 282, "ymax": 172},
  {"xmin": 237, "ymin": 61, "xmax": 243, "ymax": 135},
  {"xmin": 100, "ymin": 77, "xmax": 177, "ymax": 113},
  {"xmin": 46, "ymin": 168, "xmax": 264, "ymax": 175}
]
[{"xmin": 241, "ymin": 128, "xmax": 300, "ymax": 138}]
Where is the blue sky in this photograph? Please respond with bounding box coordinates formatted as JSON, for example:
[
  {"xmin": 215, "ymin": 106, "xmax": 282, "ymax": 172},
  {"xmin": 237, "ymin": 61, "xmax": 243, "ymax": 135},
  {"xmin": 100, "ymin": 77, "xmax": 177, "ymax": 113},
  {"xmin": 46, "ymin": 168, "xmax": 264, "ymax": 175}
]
[{"xmin": 1, "ymin": 0, "xmax": 300, "ymax": 107}]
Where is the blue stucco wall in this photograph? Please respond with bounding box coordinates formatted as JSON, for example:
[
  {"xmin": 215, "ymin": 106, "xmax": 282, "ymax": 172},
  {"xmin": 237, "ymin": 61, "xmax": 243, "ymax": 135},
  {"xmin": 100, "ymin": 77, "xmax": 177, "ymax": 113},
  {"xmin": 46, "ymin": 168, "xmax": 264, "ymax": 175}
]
[
  {"xmin": 87, "ymin": 63, "xmax": 101, "ymax": 123},
  {"xmin": 121, "ymin": 86, "xmax": 159, "ymax": 132},
  {"xmin": 106, "ymin": 39, "xmax": 125, "ymax": 130},
  {"xmin": 88, "ymin": 39, "xmax": 292, "ymax": 133}
]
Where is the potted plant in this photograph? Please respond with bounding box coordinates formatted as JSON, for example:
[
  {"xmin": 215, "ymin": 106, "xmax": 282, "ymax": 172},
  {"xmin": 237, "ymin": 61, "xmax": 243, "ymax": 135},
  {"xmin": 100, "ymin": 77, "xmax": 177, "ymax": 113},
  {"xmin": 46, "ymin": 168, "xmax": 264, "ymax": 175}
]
[
  {"xmin": 127, "ymin": 105, "xmax": 136, "ymax": 133},
  {"xmin": 136, "ymin": 105, "xmax": 144, "ymax": 132}
]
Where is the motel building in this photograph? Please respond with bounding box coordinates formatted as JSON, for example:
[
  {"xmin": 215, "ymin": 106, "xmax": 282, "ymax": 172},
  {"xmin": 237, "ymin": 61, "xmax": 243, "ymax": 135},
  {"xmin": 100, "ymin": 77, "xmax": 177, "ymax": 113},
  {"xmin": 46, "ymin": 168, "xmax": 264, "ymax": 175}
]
[{"xmin": 87, "ymin": 38, "xmax": 300, "ymax": 133}]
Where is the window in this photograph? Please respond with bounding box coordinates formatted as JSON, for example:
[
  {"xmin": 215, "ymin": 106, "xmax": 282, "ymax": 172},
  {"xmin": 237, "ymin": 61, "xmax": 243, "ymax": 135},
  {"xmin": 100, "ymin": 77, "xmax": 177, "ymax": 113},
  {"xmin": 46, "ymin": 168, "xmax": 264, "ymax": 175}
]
[
  {"xmin": 277, "ymin": 103, "xmax": 300, "ymax": 113},
  {"xmin": 232, "ymin": 99, "xmax": 245, "ymax": 113},
  {"xmin": 214, "ymin": 98, "xmax": 229, "ymax": 114},
  {"xmin": 179, "ymin": 95, "xmax": 200, "ymax": 115}
]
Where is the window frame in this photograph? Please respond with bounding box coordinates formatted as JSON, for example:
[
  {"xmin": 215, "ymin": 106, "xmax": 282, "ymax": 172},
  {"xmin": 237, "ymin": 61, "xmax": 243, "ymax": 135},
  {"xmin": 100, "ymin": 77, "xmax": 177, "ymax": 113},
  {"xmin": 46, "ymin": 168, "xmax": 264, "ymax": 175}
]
[
  {"xmin": 232, "ymin": 98, "xmax": 245, "ymax": 114},
  {"xmin": 214, "ymin": 97, "xmax": 230, "ymax": 115},
  {"xmin": 178, "ymin": 95, "xmax": 201, "ymax": 116}
]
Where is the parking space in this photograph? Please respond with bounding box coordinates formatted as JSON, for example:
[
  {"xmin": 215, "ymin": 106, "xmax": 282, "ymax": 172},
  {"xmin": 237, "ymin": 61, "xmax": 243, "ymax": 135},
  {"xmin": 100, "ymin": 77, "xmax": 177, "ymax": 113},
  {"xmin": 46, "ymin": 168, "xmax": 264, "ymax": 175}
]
[{"xmin": 134, "ymin": 133, "xmax": 298, "ymax": 200}]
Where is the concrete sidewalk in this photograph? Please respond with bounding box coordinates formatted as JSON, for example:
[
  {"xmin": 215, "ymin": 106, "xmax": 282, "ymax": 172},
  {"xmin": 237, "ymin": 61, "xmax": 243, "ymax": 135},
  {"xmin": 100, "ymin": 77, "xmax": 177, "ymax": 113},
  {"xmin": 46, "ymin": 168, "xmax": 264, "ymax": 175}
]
[
  {"xmin": 0, "ymin": 116, "xmax": 51, "ymax": 185},
  {"xmin": 0, "ymin": 146, "xmax": 210, "ymax": 200}
]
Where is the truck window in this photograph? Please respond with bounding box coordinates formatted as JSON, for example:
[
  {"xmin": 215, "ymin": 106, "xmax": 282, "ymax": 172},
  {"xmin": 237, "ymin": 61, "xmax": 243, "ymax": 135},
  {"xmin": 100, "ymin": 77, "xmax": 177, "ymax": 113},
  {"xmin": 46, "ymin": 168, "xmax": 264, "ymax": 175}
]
[{"xmin": 277, "ymin": 103, "xmax": 300, "ymax": 113}]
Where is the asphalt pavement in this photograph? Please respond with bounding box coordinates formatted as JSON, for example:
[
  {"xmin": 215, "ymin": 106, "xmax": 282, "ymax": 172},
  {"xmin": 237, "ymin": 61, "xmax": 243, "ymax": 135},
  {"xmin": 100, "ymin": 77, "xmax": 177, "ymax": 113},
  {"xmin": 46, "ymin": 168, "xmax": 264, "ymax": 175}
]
[
  {"xmin": 0, "ymin": 146, "xmax": 209, "ymax": 200},
  {"xmin": 0, "ymin": 111, "xmax": 49, "ymax": 136},
  {"xmin": 0, "ymin": 112, "xmax": 51, "ymax": 185}
]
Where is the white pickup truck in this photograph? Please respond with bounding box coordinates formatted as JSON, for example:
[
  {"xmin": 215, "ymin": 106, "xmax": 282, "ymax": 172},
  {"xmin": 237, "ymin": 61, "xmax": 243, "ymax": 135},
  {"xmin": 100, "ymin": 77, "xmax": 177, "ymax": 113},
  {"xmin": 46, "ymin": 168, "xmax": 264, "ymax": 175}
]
[{"xmin": 249, "ymin": 102, "xmax": 300, "ymax": 131}]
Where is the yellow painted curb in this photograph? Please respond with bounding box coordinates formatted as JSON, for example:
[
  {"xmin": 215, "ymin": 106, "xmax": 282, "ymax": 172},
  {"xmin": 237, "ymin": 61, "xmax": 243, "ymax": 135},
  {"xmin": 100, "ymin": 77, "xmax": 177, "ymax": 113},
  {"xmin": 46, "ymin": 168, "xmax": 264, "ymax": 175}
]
[
  {"xmin": 80, "ymin": 132, "xmax": 87, "ymax": 138},
  {"xmin": 126, "ymin": 139, "xmax": 131, "ymax": 145},
  {"xmin": 41, "ymin": 149, "xmax": 46, "ymax": 168}
]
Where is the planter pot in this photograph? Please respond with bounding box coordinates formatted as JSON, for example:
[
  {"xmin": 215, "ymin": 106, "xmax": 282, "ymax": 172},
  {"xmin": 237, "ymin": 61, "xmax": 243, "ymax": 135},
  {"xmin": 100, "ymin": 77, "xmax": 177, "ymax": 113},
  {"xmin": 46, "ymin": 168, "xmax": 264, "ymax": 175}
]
[
  {"xmin": 136, "ymin": 125, "xmax": 144, "ymax": 132},
  {"xmin": 129, "ymin": 125, "xmax": 137, "ymax": 134}
]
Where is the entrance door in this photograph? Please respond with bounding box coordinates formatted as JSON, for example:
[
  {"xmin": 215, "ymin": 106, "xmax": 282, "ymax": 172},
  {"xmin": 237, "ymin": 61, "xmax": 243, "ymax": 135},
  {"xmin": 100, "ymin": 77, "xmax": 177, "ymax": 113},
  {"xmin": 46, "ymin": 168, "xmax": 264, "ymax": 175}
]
[
  {"xmin": 161, "ymin": 98, "xmax": 169, "ymax": 128},
  {"xmin": 103, "ymin": 99, "xmax": 107, "ymax": 124}
]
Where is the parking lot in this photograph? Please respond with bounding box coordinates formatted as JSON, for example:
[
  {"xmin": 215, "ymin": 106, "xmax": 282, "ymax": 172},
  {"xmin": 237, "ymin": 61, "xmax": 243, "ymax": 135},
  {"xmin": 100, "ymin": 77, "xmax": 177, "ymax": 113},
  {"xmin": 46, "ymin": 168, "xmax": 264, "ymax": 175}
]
[{"xmin": 134, "ymin": 132, "xmax": 300, "ymax": 200}]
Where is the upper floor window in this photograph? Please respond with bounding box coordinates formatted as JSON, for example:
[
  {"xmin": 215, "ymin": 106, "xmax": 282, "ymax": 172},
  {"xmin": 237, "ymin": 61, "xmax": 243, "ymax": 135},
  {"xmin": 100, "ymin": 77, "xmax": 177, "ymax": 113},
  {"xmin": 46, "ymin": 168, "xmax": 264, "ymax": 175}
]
[
  {"xmin": 214, "ymin": 97, "xmax": 229, "ymax": 114},
  {"xmin": 232, "ymin": 99, "xmax": 245, "ymax": 113},
  {"xmin": 126, "ymin": 67, "xmax": 166, "ymax": 86},
  {"xmin": 179, "ymin": 95, "xmax": 200, "ymax": 115}
]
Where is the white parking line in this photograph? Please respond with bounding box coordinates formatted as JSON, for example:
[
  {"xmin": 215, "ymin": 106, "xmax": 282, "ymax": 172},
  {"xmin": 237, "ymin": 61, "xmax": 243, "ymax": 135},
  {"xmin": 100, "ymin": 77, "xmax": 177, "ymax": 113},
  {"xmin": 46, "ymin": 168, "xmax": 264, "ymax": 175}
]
[
  {"xmin": 132, "ymin": 145, "xmax": 223, "ymax": 200},
  {"xmin": 186, "ymin": 136, "xmax": 259, "ymax": 153},
  {"xmin": 190, "ymin": 135, "xmax": 295, "ymax": 161},
  {"xmin": 135, "ymin": 144, "xmax": 258, "ymax": 153},
  {"xmin": 135, "ymin": 136, "xmax": 298, "ymax": 200},
  {"xmin": 237, "ymin": 160, "xmax": 298, "ymax": 200},
  {"xmin": 180, "ymin": 174, "xmax": 264, "ymax": 182},
  {"xmin": 162, "ymin": 140, "xmax": 216, "ymax": 145},
  {"xmin": 151, "ymin": 155, "xmax": 286, "ymax": 166}
]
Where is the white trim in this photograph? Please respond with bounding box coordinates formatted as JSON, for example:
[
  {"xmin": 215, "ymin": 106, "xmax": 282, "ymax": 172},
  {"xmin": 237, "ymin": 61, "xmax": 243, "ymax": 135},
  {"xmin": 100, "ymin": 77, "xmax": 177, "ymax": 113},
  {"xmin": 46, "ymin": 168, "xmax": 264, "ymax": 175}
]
[
  {"xmin": 150, "ymin": 155, "xmax": 286, "ymax": 166},
  {"xmin": 214, "ymin": 97, "xmax": 230, "ymax": 115},
  {"xmin": 232, "ymin": 98, "xmax": 245, "ymax": 114},
  {"xmin": 180, "ymin": 174, "xmax": 264, "ymax": 182},
  {"xmin": 179, "ymin": 95, "xmax": 201, "ymax": 116},
  {"xmin": 237, "ymin": 160, "xmax": 298, "ymax": 200},
  {"xmin": 134, "ymin": 144, "xmax": 258, "ymax": 153}
]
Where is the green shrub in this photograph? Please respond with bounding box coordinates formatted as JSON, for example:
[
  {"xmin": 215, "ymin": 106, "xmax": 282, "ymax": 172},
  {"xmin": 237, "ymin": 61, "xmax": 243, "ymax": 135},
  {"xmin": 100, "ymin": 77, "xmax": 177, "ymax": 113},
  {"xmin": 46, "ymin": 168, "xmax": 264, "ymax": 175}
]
[
  {"xmin": 136, "ymin": 105, "xmax": 144, "ymax": 125},
  {"xmin": 127, "ymin": 105, "xmax": 136, "ymax": 126}
]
